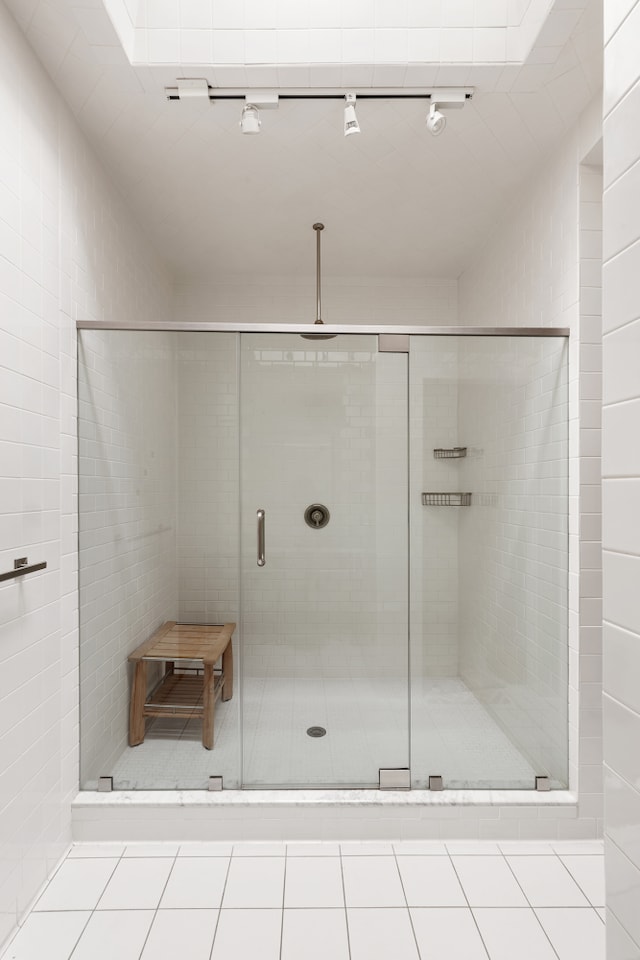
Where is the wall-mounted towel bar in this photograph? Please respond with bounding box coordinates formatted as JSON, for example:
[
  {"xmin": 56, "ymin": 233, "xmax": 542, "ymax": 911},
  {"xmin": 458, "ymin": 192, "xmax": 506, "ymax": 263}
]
[{"xmin": 0, "ymin": 558, "xmax": 47, "ymax": 583}]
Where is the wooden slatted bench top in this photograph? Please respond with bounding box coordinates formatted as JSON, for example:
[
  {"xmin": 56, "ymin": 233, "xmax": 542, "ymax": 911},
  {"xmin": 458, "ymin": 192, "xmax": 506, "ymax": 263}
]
[{"xmin": 128, "ymin": 621, "xmax": 235, "ymax": 666}]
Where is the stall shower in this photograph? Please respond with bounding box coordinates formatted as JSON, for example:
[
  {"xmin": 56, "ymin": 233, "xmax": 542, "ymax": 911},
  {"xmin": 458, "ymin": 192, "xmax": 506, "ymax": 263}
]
[{"xmin": 78, "ymin": 328, "xmax": 568, "ymax": 792}]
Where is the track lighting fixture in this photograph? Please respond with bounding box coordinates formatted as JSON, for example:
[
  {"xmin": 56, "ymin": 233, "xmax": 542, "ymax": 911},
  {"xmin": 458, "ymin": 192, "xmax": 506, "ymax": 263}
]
[
  {"xmin": 344, "ymin": 93, "xmax": 360, "ymax": 137},
  {"xmin": 165, "ymin": 83, "xmax": 474, "ymax": 140},
  {"xmin": 426, "ymin": 102, "xmax": 446, "ymax": 136},
  {"xmin": 240, "ymin": 103, "xmax": 261, "ymax": 134}
]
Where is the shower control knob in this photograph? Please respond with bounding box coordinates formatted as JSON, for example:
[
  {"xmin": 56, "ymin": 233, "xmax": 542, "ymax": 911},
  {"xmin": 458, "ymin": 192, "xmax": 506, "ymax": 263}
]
[{"xmin": 304, "ymin": 504, "xmax": 330, "ymax": 529}]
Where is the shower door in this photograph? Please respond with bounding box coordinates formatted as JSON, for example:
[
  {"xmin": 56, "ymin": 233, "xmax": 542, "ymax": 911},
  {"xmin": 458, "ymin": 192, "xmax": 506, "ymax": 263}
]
[{"xmin": 240, "ymin": 333, "xmax": 409, "ymax": 787}]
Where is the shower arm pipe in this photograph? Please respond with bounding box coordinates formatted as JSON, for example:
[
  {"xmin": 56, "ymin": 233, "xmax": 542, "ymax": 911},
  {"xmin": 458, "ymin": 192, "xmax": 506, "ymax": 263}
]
[
  {"xmin": 314, "ymin": 223, "xmax": 323, "ymax": 325},
  {"xmin": 75, "ymin": 321, "xmax": 570, "ymax": 337}
]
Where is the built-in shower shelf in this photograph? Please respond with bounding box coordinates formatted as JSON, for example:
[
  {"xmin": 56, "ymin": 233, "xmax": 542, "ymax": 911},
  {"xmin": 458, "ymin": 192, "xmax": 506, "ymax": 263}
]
[
  {"xmin": 422, "ymin": 492, "xmax": 472, "ymax": 507},
  {"xmin": 433, "ymin": 447, "xmax": 467, "ymax": 459}
]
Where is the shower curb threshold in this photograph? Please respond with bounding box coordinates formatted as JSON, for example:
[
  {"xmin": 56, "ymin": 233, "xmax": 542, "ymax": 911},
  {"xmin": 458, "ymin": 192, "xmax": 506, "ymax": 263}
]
[
  {"xmin": 73, "ymin": 789, "xmax": 577, "ymax": 807},
  {"xmin": 72, "ymin": 789, "xmax": 580, "ymax": 841}
]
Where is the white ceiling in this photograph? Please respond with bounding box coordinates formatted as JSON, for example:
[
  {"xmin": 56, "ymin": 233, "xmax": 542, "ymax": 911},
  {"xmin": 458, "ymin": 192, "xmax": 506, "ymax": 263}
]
[{"xmin": 7, "ymin": 0, "xmax": 603, "ymax": 281}]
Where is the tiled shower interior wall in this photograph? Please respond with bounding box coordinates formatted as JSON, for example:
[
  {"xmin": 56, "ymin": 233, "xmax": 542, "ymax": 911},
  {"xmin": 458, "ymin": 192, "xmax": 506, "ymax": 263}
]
[
  {"xmin": 457, "ymin": 337, "xmax": 570, "ymax": 786},
  {"xmin": 78, "ymin": 331, "xmax": 178, "ymax": 786},
  {"xmin": 0, "ymin": 0, "xmax": 172, "ymax": 948},
  {"xmin": 602, "ymin": 1, "xmax": 640, "ymax": 955},
  {"xmin": 409, "ymin": 338, "xmax": 460, "ymax": 678},
  {"xmin": 177, "ymin": 333, "xmax": 239, "ymax": 627}
]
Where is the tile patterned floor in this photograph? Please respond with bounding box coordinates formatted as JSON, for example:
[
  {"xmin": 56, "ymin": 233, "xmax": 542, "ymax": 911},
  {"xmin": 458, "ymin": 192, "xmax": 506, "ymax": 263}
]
[
  {"xmin": 2, "ymin": 840, "xmax": 604, "ymax": 960},
  {"xmin": 96, "ymin": 678, "xmax": 540, "ymax": 790}
]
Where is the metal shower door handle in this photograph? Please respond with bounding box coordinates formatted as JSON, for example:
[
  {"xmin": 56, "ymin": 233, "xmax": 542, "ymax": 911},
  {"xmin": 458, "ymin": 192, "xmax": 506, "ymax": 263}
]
[{"xmin": 257, "ymin": 509, "xmax": 265, "ymax": 566}]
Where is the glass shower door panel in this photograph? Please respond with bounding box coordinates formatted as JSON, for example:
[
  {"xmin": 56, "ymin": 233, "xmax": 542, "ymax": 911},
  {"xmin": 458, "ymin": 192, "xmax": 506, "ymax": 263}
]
[
  {"xmin": 240, "ymin": 334, "xmax": 409, "ymax": 788},
  {"xmin": 410, "ymin": 335, "xmax": 569, "ymax": 789}
]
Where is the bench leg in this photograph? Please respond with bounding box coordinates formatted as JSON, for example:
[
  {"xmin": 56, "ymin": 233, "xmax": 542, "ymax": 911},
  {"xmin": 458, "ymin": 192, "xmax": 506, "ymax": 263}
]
[
  {"xmin": 129, "ymin": 661, "xmax": 147, "ymax": 746},
  {"xmin": 203, "ymin": 663, "xmax": 214, "ymax": 750},
  {"xmin": 222, "ymin": 640, "xmax": 233, "ymax": 701}
]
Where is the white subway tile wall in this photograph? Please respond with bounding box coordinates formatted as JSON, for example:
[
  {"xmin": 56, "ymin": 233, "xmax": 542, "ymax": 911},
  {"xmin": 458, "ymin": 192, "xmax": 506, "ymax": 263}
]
[
  {"xmin": 0, "ymin": 0, "xmax": 171, "ymax": 951},
  {"xmin": 603, "ymin": 1, "xmax": 640, "ymax": 956},
  {"xmin": 409, "ymin": 339, "xmax": 460, "ymax": 679}
]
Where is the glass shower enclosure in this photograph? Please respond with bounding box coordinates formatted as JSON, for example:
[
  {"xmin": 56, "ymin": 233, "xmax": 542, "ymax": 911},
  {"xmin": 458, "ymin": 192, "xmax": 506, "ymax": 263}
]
[{"xmin": 77, "ymin": 327, "xmax": 569, "ymax": 792}]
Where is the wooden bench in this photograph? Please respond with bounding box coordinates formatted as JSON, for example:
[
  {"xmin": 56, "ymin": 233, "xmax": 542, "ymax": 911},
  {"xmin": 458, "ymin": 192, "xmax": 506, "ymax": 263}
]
[{"xmin": 128, "ymin": 621, "xmax": 235, "ymax": 750}]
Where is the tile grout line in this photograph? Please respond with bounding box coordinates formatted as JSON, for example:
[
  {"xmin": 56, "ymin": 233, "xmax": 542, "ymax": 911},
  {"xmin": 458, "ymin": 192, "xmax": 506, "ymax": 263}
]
[
  {"xmin": 502, "ymin": 853, "xmax": 561, "ymax": 959},
  {"xmin": 446, "ymin": 850, "xmax": 491, "ymax": 960},
  {"xmin": 279, "ymin": 847, "xmax": 287, "ymax": 960},
  {"xmin": 208, "ymin": 850, "xmax": 234, "ymax": 960},
  {"xmin": 392, "ymin": 847, "xmax": 424, "ymax": 960},
  {"xmin": 555, "ymin": 853, "xmax": 600, "ymax": 909},
  {"xmin": 338, "ymin": 847, "xmax": 353, "ymax": 960},
  {"xmin": 67, "ymin": 845, "xmax": 126, "ymax": 960},
  {"xmin": 135, "ymin": 846, "xmax": 181, "ymax": 960}
]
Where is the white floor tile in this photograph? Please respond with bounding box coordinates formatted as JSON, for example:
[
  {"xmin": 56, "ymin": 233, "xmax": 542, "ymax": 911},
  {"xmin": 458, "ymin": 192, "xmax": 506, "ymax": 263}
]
[
  {"xmin": 342, "ymin": 856, "xmax": 405, "ymax": 907},
  {"xmin": 340, "ymin": 842, "xmax": 395, "ymax": 856},
  {"xmin": 446, "ymin": 841, "xmax": 501, "ymax": 855},
  {"xmin": 211, "ymin": 909, "xmax": 281, "ymax": 960},
  {"xmin": 2, "ymin": 912, "xmax": 89, "ymax": 960},
  {"xmin": 347, "ymin": 908, "xmax": 419, "ymax": 960},
  {"xmin": 473, "ymin": 908, "xmax": 557, "ymax": 960},
  {"xmin": 452, "ymin": 856, "xmax": 528, "ymax": 907},
  {"xmin": 536, "ymin": 907, "xmax": 606, "ymax": 960},
  {"xmin": 392, "ymin": 841, "xmax": 448, "ymax": 855},
  {"xmin": 68, "ymin": 844, "xmax": 125, "ymax": 859},
  {"xmin": 551, "ymin": 840, "xmax": 604, "ymax": 855},
  {"xmin": 559, "ymin": 855, "xmax": 605, "ymax": 906},
  {"xmin": 34, "ymin": 859, "xmax": 118, "ymax": 911},
  {"xmin": 506, "ymin": 856, "xmax": 590, "ymax": 907},
  {"xmin": 97, "ymin": 858, "xmax": 174, "ymax": 910},
  {"xmin": 284, "ymin": 856, "xmax": 344, "ymax": 908},
  {"xmin": 232, "ymin": 842, "xmax": 287, "ymax": 857},
  {"xmin": 160, "ymin": 858, "xmax": 229, "ymax": 908},
  {"xmin": 497, "ymin": 842, "xmax": 555, "ymax": 856},
  {"xmin": 68, "ymin": 910, "xmax": 154, "ymax": 960},
  {"xmin": 281, "ymin": 909, "xmax": 349, "ymax": 960},
  {"xmin": 141, "ymin": 909, "xmax": 217, "ymax": 960},
  {"xmin": 397, "ymin": 856, "xmax": 467, "ymax": 906},
  {"xmin": 286, "ymin": 842, "xmax": 340, "ymax": 856},
  {"xmin": 178, "ymin": 842, "xmax": 233, "ymax": 857},
  {"xmin": 222, "ymin": 857, "xmax": 285, "ymax": 908},
  {"xmin": 123, "ymin": 843, "xmax": 179, "ymax": 858},
  {"xmin": 411, "ymin": 908, "xmax": 489, "ymax": 959}
]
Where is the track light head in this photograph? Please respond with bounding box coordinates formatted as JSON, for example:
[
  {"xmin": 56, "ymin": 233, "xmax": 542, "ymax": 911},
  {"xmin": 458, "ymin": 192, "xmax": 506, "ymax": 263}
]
[
  {"xmin": 344, "ymin": 92, "xmax": 360, "ymax": 137},
  {"xmin": 426, "ymin": 102, "xmax": 446, "ymax": 136},
  {"xmin": 240, "ymin": 103, "xmax": 261, "ymax": 134}
]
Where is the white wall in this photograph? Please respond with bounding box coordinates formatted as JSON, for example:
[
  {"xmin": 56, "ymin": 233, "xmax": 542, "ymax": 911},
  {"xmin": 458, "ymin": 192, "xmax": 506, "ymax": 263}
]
[
  {"xmin": 458, "ymin": 95, "xmax": 603, "ymax": 834},
  {"xmin": 0, "ymin": 0, "xmax": 171, "ymax": 948},
  {"xmin": 78, "ymin": 331, "xmax": 178, "ymax": 788},
  {"xmin": 172, "ymin": 276, "xmax": 458, "ymax": 326},
  {"xmin": 602, "ymin": 2, "xmax": 640, "ymax": 955}
]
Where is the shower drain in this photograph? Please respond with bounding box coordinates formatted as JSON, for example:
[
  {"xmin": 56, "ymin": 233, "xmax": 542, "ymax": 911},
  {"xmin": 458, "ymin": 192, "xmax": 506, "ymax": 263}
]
[{"xmin": 307, "ymin": 726, "xmax": 327, "ymax": 738}]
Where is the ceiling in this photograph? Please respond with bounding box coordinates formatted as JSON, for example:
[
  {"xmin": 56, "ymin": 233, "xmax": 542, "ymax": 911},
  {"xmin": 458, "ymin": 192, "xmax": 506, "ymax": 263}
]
[{"xmin": 6, "ymin": 0, "xmax": 603, "ymax": 282}]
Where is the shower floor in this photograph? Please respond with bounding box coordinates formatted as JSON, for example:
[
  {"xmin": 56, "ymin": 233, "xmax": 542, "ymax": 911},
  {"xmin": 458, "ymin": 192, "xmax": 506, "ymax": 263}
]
[{"xmin": 94, "ymin": 678, "xmax": 541, "ymax": 791}]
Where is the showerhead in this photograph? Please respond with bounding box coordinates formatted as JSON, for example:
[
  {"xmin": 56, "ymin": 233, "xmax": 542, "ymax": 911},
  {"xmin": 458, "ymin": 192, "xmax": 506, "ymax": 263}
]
[{"xmin": 301, "ymin": 223, "xmax": 337, "ymax": 340}]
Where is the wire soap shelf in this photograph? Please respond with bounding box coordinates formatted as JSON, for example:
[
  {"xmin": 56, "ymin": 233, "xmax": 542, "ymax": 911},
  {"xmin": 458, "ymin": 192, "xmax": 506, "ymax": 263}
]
[
  {"xmin": 422, "ymin": 492, "xmax": 472, "ymax": 507},
  {"xmin": 433, "ymin": 447, "xmax": 467, "ymax": 459}
]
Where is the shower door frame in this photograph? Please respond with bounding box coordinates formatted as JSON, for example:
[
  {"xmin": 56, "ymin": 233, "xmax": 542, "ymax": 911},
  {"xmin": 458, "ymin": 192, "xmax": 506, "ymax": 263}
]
[{"xmin": 76, "ymin": 321, "xmax": 571, "ymax": 794}]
